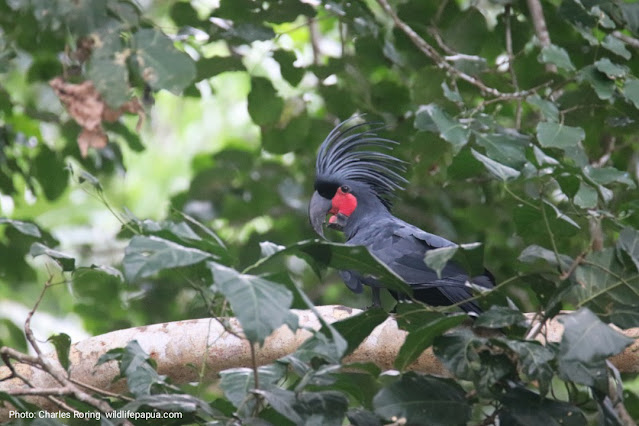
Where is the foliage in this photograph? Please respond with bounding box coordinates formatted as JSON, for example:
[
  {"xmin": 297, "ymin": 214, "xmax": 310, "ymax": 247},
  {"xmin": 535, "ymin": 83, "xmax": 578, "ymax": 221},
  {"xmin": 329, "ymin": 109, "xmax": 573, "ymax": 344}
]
[{"xmin": 1, "ymin": 0, "xmax": 639, "ymax": 424}]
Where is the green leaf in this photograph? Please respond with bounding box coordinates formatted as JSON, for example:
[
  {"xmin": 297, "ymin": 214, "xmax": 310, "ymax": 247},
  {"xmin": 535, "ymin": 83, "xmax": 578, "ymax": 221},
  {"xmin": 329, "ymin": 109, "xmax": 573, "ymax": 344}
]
[
  {"xmin": 536, "ymin": 122, "xmax": 585, "ymax": 149},
  {"xmin": 441, "ymin": 81, "xmax": 461, "ymax": 103},
  {"xmin": 558, "ymin": 308, "xmax": 633, "ymax": 390},
  {"xmin": 373, "ymin": 372, "xmax": 470, "ymax": 425},
  {"xmin": 394, "ymin": 314, "xmax": 466, "ymax": 370},
  {"xmin": 473, "ymin": 131, "xmax": 529, "ymax": 168},
  {"xmin": 423, "ymin": 246, "xmax": 457, "ymax": 279},
  {"xmin": 414, "ymin": 104, "xmax": 469, "ymax": 153},
  {"xmin": 500, "ymin": 387, "xmax": 586, "ymax": 425},
  {"xmin": 220, "ymin": 364, "xmax": 286, "ymax": 414},
  {"xmin": 47, "ymin": 333, "xmax": 71, "ymax": 372},
  {"xmin": 504, "ymin": 340, "xmax": 555, "ymax": 395},
  {"xmin": 471, "ymin": 148, "xmax": 520, "ymax": 181},
  {"xmin": 539, "ymin": 44, "xmax": 575, "ymax": 71},
  {"xmin": 88, "ymin": 28, "xmax": 128, "ymax": 108},
  {"xmin": 248, "ymin": 77, "xmax": 283, "ymax": 125},
  {"xmin": 584, "ymin": 165, "xmax": 636, "ymax": 188},
  {"xmin": 0, "ymin": 218, "xmax": 41, "ymax": 238},
  {"xmin": 569, "ymin": 249, "xmax": 639, "ymax": 328},
  {"xmin": 578, "ymin": 65, "xmax": 615, "ymax": 100},
  {"xmin": 97, "ymin": 340, "xmax": 167, "ymax": 397},
  {"xmin": 209, "ymin": 262, "xmax": 293, "ymax": 345},
  {"xmin": 261, "ymin": 113, "xmax": 310, "ymax": 154},
  {"xmin": 132, "ymin": 28, "xmax": 196, "ymax": 94},
  {"xmin": 518, "ymin": 244, "xmax": 573, "ymax": 270},
  {"xmin": 29, "ymin": 243, "xmax": 75, "ymax": 271},
  {"xmin": 0, "ymin": 319, "xmax": 27, "ymax": 352},
  {"xmin": 257, "ymin": 389, "xmax": 348, "ymax": 426},
  {"xmin": 602, "ymin": 35, "xmax": 631, "ymax": 60},
  {"xmin": 195, "ymin": 55, "xmax": 244, "ymax": 81},
  {"xmin": 594, "ymin": 57, "xmax": 628, "ymax": 79},
  {"xmin": 330, "ymin": 308, "xmax": 388, "ymax": 357},
  {"xmin": 622, "ymin": 79, "xmax": 639, "ymax": 109},
  {"xmin": 32, "ymin": 144, "xmax": 68, "ymax": 201},
  {"xmin": 527, "ymin": 95, "xmax": 559, "ymax": 122},
  {"xmin": 574, "ymin": 181, "xmax": 598, "ymax": 209},
  {"xmin": 433, "ymin": 328, "xmax": 486, "ymax": 381},
  {"xmin": 475, "ymin": 306, "xmax": 526, "ymax": 328},
  {"xmin": 618, "ymin": 227, "xmax": 639, "ymax": 271},
  {"xmin": 274, "ymin": 50, "xmax": 304, "ymax": 87},
  {"xmin": 122, "ymin": 235, "xmax": 211, "ymax": 282}
]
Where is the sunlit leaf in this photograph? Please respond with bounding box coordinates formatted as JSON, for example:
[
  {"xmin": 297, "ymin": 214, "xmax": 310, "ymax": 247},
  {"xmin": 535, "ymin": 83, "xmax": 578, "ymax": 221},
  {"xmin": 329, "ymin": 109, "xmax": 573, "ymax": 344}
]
[
  {"xmin": 558, "ymin": 308, "xmax": 633, "ymax": 390},
  {"xmin": 209, "ymin": 262, "xmax": 293, "ymax": 345},
  {"xmin": 539, "ymin": 44, "xmax": 575, "ymax": 71},
  {"xmin": 0, "ymin": 218, "xmax": 41, "ymax": 238},
  {"xmin": 132, "ymin": 28, "xmax": 196, "ymax": 94},
  {"xmin": 29, "ymin": 242, "xmax": 75, "ymax": 271},
  {"xmin": 123, "ymin": 235, "xmax": 211, "ymax": 282}
]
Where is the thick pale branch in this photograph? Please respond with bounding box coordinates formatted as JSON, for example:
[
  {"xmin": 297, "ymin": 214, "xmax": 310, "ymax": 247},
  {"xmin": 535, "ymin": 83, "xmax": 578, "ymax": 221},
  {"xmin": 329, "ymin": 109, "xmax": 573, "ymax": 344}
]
[{"xmin": 0, "ymin": 306, "xmax": 638, "ymax": 420}]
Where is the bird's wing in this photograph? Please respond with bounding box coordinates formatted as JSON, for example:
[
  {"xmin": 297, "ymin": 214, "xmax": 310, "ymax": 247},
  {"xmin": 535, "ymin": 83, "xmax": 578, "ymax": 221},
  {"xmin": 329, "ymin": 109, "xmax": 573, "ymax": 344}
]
[{"xmin": 366, "ymin": 221, "xmax": 491, "ymax": 314}]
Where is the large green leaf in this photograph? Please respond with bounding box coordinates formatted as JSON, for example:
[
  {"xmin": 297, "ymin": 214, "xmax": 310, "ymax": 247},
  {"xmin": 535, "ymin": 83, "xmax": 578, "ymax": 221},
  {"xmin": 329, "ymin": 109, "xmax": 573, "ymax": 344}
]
[
  {"xmin": 373, "ymin": 372, "xmax": 470, "ymax": 425},
  {"xmin": 618, "ymin": 227, "xmax": 639, "ymax": 271},
  {"xmin": 414, "ymin": 104, "xmax": 469, "ymax": 153},
  {"xmin": 568, "ymin": 249, "xmax": 639, "ymax": 327},
  {"xmin": 209, "ymin": 262, "xmax": 293, "ymax": 344},
  {"xmin": 558, "ymin": 309, "xmax": 632, "ymax": 391},
  {"xmin": 329, "ymin": 308, "xmax": 388, "ymax": 357},
  {"xmin": 394, "ymin": 313, "xmax": 466, "ymax": 370},
  {"xmin": 536, "ymin": 122, "xmax": 585, "ymax": 149},
  {"xmin": 132, "ymin": 28, "xmax": 196, "ymax": 93},
  {"xmin": 471, "ymin": 148, "xmax": 520, "ymax": 181},
  {"xmin": 88, "ymin": 27, "xmax": 129, "ymax": 108},
  {"xmin": 123, "ymin": 235, "xmax": 211, "ymax": 282},
  {"xmin": 500, "ymin": 387, "xmax": 586, "ymax": 426},
  {"xmin": 220, "ymin": 364, "xmax": 286, "ymax": 415},
  {"xmin": 473, "ymin": 131, "xmax": 528, "ymax": 168},
  {"xmin": 248, "ymin": 77, "xmax": 283, "ymax": 125}
]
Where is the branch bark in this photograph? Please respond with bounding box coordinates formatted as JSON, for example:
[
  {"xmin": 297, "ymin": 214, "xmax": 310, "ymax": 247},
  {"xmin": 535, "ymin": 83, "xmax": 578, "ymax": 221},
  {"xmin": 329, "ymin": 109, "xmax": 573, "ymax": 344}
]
[{"xmin": 1, "ymin": 305, "xmax": 638, "ymax": 421}]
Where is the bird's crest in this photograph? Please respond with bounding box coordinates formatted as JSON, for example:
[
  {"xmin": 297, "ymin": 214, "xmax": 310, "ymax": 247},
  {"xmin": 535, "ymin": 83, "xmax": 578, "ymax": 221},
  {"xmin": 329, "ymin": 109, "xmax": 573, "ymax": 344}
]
[{"xmin": 314, "ymin": 119, "xmax": 408, "ymax": 209}]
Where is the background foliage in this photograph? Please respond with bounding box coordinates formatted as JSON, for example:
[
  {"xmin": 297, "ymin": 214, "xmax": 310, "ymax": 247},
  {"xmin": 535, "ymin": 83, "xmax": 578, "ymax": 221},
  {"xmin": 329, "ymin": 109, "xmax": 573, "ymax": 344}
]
[{"xmin": 1, "ymin": 0, "xmax": 639, "ymax": 424}]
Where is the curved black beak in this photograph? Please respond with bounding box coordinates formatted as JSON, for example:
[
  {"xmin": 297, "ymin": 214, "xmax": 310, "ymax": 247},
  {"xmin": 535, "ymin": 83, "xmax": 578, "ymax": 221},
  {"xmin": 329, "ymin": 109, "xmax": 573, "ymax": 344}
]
[{"xmin": 309, "ymin": 191, "xmax": 332, "ymax": 238}]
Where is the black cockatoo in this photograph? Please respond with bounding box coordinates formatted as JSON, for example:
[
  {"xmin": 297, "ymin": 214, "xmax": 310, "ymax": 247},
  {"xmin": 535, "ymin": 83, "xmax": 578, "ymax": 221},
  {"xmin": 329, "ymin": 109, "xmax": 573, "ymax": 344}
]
[{"xmin": 308, "ymin": 120, "xmax": 495, "ymax": 314}]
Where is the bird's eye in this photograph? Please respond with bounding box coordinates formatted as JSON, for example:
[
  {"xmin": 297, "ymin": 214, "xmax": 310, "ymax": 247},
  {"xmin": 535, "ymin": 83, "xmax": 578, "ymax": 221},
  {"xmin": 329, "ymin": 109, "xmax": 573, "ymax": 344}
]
[{"xmin": 340, "ymin": 185, "xmax": 350, "ymax": 193}]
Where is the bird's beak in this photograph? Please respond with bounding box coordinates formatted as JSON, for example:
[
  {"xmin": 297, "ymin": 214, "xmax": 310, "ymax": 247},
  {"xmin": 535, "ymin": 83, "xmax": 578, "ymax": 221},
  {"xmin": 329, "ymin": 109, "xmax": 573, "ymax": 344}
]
[{"xmin": 309, "ymin": 191, "xmax": 332, "ymax": 238}]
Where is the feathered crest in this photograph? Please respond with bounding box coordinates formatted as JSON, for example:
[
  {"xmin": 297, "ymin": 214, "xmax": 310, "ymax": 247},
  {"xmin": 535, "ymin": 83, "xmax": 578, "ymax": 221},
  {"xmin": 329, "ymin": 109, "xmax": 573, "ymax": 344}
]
[{"xmin": 315, "ymin": 118, "xmax": 408, "ymax": 208}]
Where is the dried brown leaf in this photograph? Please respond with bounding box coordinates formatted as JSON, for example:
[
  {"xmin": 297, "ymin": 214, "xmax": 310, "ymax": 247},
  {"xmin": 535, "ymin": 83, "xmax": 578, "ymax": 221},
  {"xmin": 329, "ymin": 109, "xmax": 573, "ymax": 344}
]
[{"xmin": 77, "ymin": 128, "xmax": 108, "ymax": 157}]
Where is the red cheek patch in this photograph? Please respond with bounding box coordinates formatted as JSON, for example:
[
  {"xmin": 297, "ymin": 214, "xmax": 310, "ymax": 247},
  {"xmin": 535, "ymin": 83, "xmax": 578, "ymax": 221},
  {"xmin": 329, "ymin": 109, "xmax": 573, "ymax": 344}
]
[{"xmin": 330, "ymin": 188, "xmax": 357, "ymax": 216}]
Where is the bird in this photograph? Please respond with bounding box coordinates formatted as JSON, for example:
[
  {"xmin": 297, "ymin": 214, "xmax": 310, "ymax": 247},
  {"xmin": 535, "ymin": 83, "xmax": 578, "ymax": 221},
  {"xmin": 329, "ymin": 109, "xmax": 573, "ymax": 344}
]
[{"xmin": 308, "ymin": 119, "xmax": 495, "ymax": 314}]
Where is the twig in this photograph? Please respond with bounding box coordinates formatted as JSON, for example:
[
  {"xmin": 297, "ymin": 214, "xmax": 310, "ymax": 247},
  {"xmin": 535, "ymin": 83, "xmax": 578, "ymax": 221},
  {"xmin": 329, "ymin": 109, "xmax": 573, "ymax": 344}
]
[
  {"xmin": 308, "ymin": 17, "xmax": 321, "ymax": 66},
  {"xmin": 505, "ymin": 5, "xmax": 522, "ymax": 128},
  {"xmin": 526, "ymin": 0, "xmax": 557, "ymax": 73},
  {"xmin": 612, "ymin": 31, "xmax": 639, "ymax": 49},
  {"xmin": 375, "ymin": 0, "xmax": 550, "ymax": 100}
]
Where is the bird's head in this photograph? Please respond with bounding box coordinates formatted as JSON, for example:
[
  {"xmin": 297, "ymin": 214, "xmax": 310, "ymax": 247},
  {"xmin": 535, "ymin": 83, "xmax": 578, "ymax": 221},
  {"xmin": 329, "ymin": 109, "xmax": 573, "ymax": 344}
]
[{"xmin": 309, "ymin": 119, "xmax": 407, "ymax": 238}]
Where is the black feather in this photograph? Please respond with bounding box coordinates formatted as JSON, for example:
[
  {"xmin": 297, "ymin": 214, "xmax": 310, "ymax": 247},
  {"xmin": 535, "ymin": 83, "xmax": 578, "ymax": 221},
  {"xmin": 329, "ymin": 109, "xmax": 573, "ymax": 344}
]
[{"xmin": 314, "ymin": 119, "xmax": 408, "ymax": 209}]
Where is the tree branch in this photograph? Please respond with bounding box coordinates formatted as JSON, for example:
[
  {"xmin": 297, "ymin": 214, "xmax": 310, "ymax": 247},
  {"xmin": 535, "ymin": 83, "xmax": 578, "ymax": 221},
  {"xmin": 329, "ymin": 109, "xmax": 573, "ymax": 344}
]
[
  {"xmin": 375, "ymin": 0, "xmax": 550, "ymax": 100},
  {"xmin": 1, "ymin": 305, "xmax": 638, "ymax": 421},
  {"xmin": 526, "ymin": 0, "xmax": 557, "ymax": 73}
]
